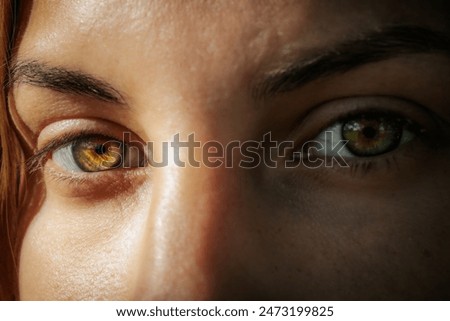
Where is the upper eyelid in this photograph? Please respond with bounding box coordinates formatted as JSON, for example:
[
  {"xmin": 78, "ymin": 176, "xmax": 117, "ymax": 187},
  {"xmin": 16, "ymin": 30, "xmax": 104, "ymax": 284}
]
[
  {"xmin": 327, "ymin": 110, "xmax": 418, "ymax": 130},
  {"xmin": 286, "ymin": 95, "xmax": 437, "ymax": 144}
]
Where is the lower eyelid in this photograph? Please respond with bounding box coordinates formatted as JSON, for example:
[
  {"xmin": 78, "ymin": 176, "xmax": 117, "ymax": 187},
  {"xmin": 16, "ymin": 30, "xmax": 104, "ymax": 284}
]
[
  {"xmin": 42, "ymin": 159, "xmax": 150, "ymax": 198},
  {"xmin": 336, "ymin": 135, "xmax": 433, "ymax": 175}
]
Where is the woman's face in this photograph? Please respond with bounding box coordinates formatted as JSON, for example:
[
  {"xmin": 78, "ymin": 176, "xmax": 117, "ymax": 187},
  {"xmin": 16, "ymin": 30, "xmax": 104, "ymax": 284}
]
[{"xmin": 10, "ymin": 0, "xmax": 450, "ymax": 299}]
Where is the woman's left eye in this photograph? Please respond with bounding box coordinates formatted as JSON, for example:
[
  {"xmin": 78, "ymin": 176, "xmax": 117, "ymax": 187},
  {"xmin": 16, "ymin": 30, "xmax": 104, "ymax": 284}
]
[
  {"xmin": 313, "ymin": 113, "xmax": 419, "ymax": 158},
  {"xmin": 52, "ymin": 136, "xmax": 145, "ymax": 172}
]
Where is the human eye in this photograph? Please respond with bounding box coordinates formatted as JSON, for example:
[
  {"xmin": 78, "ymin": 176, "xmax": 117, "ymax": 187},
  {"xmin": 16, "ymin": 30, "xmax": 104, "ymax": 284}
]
[
  {"xmin": 50, "ymin": 134, "xmax": 145, "ymax": 173},
  {"xmin": 27, "ymin": 119, "xmax": 150, "ymax": 197},
  {"xmin": 30, "ymin": 132, "xmax": 147, "ymax": 176},
  {"xmin": 289, "ymin": 96, "xmax": 449, "ymax": 174},
  {"xmin": 313, "ymin": 111, "xmax": 419, "ymax": 158},
  {"xmin": 30, "ymin": 132, "xmax": 146, "ymax": 174}
]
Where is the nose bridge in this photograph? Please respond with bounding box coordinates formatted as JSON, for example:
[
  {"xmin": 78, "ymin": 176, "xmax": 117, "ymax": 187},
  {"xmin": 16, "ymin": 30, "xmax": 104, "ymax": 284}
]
[
  {"xmin": 131, "ymin": 77, "xmax": 256, "ymax": 298},
  {"xmin": 136, "ymin": 161, "xmax": 240, "ymax": 300}
]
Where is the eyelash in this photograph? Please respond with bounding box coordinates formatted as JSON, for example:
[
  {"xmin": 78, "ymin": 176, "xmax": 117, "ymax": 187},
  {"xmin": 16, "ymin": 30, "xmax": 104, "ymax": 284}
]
[
  {"xmin": 28, "ymin": 131, "xmax": 123, "ymax": 174},
  {"xmin": 27, "ymin": 131, "xmax": 150, "ymax": 194},
  {"xmin": 290, "ymin": 109, "xmax": 435, "ymax": 175},
  {"xmin": 28, "ymin": 108, "xmax": 443, "ymax": 182}
]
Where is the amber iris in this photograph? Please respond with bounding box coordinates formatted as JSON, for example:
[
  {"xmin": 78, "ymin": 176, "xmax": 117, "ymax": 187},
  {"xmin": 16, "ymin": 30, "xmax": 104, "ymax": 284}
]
[
  {"xmin": 72, "ymin": 138, "xmax": 123, "ymax": 172},
  {"xmin": 342, "ymin": 115, "xmax": 403, "ymax": 157}
]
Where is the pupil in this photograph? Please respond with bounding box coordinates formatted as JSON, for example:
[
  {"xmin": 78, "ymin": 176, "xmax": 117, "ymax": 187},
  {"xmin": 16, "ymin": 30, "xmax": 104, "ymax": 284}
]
[
  {"xmin": 95, "ymin": 144, "xmax": 106, "ymax": 155},
  {"xmin": 362, "ymin": 126, "xmax": 377, "ymax": 139}
]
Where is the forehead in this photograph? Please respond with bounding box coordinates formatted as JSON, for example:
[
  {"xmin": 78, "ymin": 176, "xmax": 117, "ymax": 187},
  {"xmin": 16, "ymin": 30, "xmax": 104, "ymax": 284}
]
[
  {"xmin": 14, "ymin": 0, "xmax": 450, "ymax": 102},
  {"xmin": 18, "ymin": 0, "xmax": 449, "ymax": 62},
  {"xmin": 19, "ymin": 0, "xmax": 449, "ymax": 56}
]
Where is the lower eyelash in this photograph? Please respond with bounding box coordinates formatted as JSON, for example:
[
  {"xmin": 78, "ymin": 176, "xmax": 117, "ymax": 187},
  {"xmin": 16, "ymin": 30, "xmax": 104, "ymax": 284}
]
[
  {"xmin": 45, "ymin": 166, "xmax": 91, "ymax": 186},
  {"xmin": 346, "ymin": 155, "xmax": 400, "ymax": 177},
  {"xmin": 39, "ymin": 156, "xmax": 149, "ymax": 197}
]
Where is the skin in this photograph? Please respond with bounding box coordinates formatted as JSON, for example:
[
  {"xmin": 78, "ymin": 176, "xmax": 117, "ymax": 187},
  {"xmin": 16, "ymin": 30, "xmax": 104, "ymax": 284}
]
[{"xmin": 9, "ymin": 0, "xmax": 450, "ymax": 299}]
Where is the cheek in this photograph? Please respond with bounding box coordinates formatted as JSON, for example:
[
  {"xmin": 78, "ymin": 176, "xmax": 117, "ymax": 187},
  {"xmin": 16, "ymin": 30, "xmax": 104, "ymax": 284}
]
[{"xmin": 18, "ymin": 194, "xmax": 148, "ymax": 300}]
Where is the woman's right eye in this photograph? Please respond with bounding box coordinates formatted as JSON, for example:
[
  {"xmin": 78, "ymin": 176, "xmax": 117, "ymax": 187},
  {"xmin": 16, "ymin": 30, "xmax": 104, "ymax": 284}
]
[{"xmin": 52, "ymin": 136, "xmax": 146, "ymax": 173}]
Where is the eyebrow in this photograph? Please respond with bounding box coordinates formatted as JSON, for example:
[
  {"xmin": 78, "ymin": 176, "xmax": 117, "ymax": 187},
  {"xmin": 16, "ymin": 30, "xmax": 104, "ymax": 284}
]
[
  {"xmin": 253, "ymin": 25, "xmax": 450, "ymax": 99},
  {"xmin": 9, "ymin": 60, "xmax": 125, "ymax": 104},
  {"xmin": 8, "ymin": 26, "xmax": 450, "ymax": 104}
]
